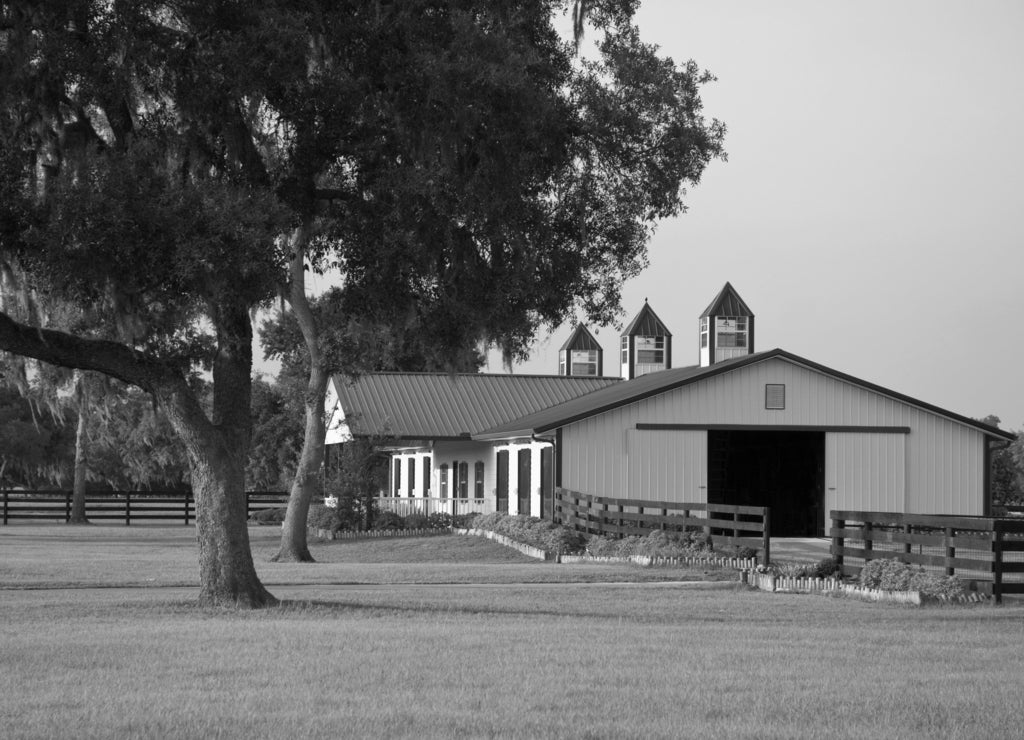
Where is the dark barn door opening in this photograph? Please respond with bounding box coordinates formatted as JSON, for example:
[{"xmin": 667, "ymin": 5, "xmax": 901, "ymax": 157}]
[{"xmin": 707, "ymin": 430, "xmax": 825, "ymax": 537}]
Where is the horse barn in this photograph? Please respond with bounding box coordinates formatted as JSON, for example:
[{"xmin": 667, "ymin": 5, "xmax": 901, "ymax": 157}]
[{"xmin": 325, "ymin": 283, "xmax": 1014, "ymax": 535}]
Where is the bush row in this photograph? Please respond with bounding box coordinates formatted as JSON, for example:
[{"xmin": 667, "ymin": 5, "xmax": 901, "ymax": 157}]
[
  {"xmin": 465, "ymin": 513, "xmax": 742, "ymax": 559},
  {"xmin": 585, "ymin": 529, "xmax": 714, "ymax": 559},
  {"xmin": 466, "ymin": 512, "xmax": 587, "ymax": 554},
  {"xmin": 767, "ymin": 557, "xmax": 841, "ymax": 579},
  {"xmin": 858, "ymin": 557, "xmax": 966, "ymax": 600}
]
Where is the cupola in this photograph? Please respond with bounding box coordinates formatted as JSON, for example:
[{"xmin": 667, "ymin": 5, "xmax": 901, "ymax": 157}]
[
  {"xmin": 620, "ymin": 300, "xmax": 671, "ymax": 379},
  {"xmin": 558, "ymin": 324, "xmax": 603, "ymax": 377},
  {"xmin": 699, "ymin": 282, "xmax": 754, "ymax": 367}
]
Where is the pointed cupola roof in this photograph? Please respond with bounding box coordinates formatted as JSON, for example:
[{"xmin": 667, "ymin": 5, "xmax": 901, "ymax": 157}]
[
  {"xmin": 701, "ymin": 282, "xmax": 753, "ymax": 318},
  {"xmin": 559, "ymin": 324, "xmax": 602, "ymax": 352},
  {"xmin": 623, "ymin": 300, "xmax": 672, "ymax": 337}
]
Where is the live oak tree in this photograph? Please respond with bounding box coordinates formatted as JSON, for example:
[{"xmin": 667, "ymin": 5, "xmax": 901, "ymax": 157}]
[
  {"xmin": 0, "ymin": 1, "xmax": 724, "ymax": 602},
  {"xmin": 258, "ymin": 1, "xmax": 726, "ymax": 561},
  {"xmin": 0, "ymin": 2, "xmax": 288, "ymax": 606}
]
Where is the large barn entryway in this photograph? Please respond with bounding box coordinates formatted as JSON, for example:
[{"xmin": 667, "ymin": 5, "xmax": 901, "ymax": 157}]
[{"xmin": 707, "ymin": 430, "xmax": 825, "ymax": 537}]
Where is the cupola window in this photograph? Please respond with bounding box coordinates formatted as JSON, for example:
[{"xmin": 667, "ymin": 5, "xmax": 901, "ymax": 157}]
[
  {"xmin": 635, "ymin": 336, "xmax": 665, "ymax": 364},
  {"xmin": 716, "ymin": 317, "xmax": 748, "ymax": 348},
  {"xmin": 570, "ymin": 349, "xmax": 598, "ymax": 376}
]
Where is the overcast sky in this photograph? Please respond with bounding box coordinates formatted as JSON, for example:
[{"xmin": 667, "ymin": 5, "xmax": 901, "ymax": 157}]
[{"xmin": 482, "ymin": 0, "xmax": 1024, "ymax": 430}]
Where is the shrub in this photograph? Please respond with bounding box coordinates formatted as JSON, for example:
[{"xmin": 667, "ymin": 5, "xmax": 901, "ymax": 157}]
[
  {"xmin": 858, "ymin": 558, "xmax": 966, "ymax": 599},
  {"xmin": 372, "ymin": 510, "xmax": 405, "ymax": 530},
  {"xmin": 427, "ymin": 512, "xmax": 472, "ymax": 529},
  {"xmin": 769, "ymin": 557, "xmax": 840, "ymax": 579},
  {"xmin": 404, "ymin": 513, "xmax": 430, "ymax": 530},
  {"xmin": 306, "ymin": 504, "xmax": 338, "ymax": 530},
  {"xmin": 466, "ymin": 512, "xmax": 586, "ymax": 554},
  {"xmin": 812, "ymin": 557, "xmax": 840, "ymax": 578},
  {"xmin": 583, "ymin": 530, "xmax": 715, "ymax": 559},
  {"xmin": 251, "ymin": 506, "xmax": 287, "ymax": 525},
  {"xmin": 585, "ymin": 535, "xmax": 621, "ymax": 557}
]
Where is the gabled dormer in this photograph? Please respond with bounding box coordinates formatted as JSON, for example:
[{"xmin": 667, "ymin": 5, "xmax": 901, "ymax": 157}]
[
  {"xmin": 620, "ymin": 300, "xmax": 672, "ymax": 379},
  {"xmin": 558, "ymin": 324, "xmax": 603, "ymax": 377},
  {"xmin": 699, "ymin": 282, "xmax": 754, "ymax": 367}
]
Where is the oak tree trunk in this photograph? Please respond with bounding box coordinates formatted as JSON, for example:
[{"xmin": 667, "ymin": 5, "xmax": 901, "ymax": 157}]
[
  {"xmin": 157, "ymin": 299, "xmax": 278, "ymax": 607},
  {"xmin": 274, "ymin": 225, "xmax": 325, "ymax": 563},
  {"xmin": 191, "ymin": 444, "xmax": 277, "ymax": 607},
  {"xmin": 274, "ymin": 365, "xmax": 327, "ymax": 562}
]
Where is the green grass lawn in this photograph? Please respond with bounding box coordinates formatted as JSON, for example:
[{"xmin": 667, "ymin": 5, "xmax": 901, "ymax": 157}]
[{"xmin": 2, "ymin": 524, "xmax": 1023, "ymax": 739}]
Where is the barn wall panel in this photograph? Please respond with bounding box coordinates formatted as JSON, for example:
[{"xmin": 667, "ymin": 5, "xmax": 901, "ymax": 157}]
[
  {"xmin": 623, "ymin": 429, "xmax": 706, "ymax": 503},
  {"xmin": 826, "ymin": 433, "xmax": 905, "ymax": 513}
]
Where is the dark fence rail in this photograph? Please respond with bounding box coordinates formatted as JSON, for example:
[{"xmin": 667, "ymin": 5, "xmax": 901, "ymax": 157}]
[
  {"xmin": 1, "ymin": 491, "xmax": 289, "ymax": 525},
  {"xmin": 830, "ymin": 510, "xmax": 1024, "ymax": 604},
  {"xmin": 554, "ymin": 488, "xmax": 770, "ymax": 566}
]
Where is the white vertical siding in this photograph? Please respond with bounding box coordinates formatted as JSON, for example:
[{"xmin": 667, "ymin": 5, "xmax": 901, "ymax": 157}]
[
  {"xmin": 624, "ymin": 429, "xmax": 707, "ymax": 504},
  {"xmin": 826, "ymin": 433, "xmax": 905, "ymax": 515},
  {"xmin": 560, "ymin": 356, "xmax": 988, "ymax": 513}
]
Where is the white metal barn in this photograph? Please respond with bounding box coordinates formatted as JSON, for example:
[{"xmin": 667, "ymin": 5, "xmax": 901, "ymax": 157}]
[
  {"xmin": 476, "ymin": 284, "xmax": 1014, "ymax": 536},
  {"xmin": 326, "ymin": 283, "xmax": 1014, "ymax": 534}
]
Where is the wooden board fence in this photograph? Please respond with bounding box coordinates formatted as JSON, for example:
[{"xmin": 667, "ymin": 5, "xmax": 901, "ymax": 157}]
[
  {"xmin": 1, "ymin": 491, "xmax": 289, "ymax": 525},
  {"xmin": 830, "ymin": 510, "xmax": 1024, "ymax": 604},
  {"xmin": 554, "ymin": 487, "xmax": 770, "ymax": 566}
]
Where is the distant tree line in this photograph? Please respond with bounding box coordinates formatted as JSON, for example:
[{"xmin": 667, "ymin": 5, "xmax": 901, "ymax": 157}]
[{"xmin": 983, "ymin": 416, "xmax": 1024, "ymax": 508}]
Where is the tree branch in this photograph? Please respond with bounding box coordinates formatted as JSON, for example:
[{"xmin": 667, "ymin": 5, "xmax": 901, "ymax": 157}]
[
  {"xmin": 0, "ymin": 311, "xmax": 165, "ymax": 394},
  {"xmin": 0, "ymin": 310, "xmax": 218, "ymax": 445}
]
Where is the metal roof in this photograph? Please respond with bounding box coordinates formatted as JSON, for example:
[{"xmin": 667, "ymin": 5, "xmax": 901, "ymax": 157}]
[
  {"xmin": 622, "ymin": 301, "xmax": 672, "ymax": 337},
  {"xmin": 701, "ymin": 281, "xmax": 754, "ymax": 318},
  {"xmin": 333, "ymin": 372, "xmax": 620, "ymax": 440},
  {"xmin": 473, "ymin": 349, "xmax": 1016, "ymax": 442},
  {"xmin": 558, "ymin": 324, "xmax": 603, "ymax": 352}
]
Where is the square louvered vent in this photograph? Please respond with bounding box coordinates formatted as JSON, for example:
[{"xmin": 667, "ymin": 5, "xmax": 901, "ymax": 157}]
[{"xmin": 765, "ymin": 384, "xmax": 785, "ymax": 410}]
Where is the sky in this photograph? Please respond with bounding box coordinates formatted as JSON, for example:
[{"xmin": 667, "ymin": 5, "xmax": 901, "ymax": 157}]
[{"xmin": 478, "ymin": 1, "xmax": 1024, "ymax": 430}]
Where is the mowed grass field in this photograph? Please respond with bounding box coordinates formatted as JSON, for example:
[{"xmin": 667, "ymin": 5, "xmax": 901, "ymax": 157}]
[{"xmin": 2, "ymin": 526, "xmax": 1024, "ymax": 739}]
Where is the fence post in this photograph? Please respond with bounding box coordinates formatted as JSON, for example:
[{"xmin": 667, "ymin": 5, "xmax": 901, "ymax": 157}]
[
  {"xmin": 862, "ymin": 519, "xmax": 872, "ymax": 562},
  {"xmin": 761, "ymin": 507, "xmax": 771, "ymax": 567},
  {"xmin": 944, "ymin": 526, "xmax": 955, "ymax": 577},
  {"xmin": 832, "ymin": 515, "xmax": 844, "ymax": 571},
  {"xmin": 2, "ymin": 490, "xmax": 7, "ymax": 525},
  {"xmin": 732, "ymin": 509, "xmax": 739, "ymax": 540},
  {"xmin": 184, "ymin": 493, "xmax": 190, "ymax": 526},
  {"xmin": 903, "ymin": 523, "xmax": 912, "ymax": 555},
  {"xmin": 65, "ymin": 491, "xmax": 71, "ymax": 523},
  {"xmin": 125, "ymin": 491, "xmax": 131, "ymax": 526},
  {"xmin": 991, "ymin": 524, "xmax": 1004, "ymax": 606},
  {"xmin": 660, "ymin": 507, "xmax": 667, "ymax": 532}
]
